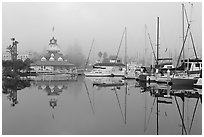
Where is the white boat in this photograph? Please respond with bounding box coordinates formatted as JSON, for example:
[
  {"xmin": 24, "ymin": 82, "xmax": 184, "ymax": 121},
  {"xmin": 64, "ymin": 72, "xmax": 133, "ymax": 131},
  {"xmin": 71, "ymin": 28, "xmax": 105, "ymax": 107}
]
[
  {"xmin": 124, "ymin": 64, "xmax": 141, "ymax": 79},
  {"xmin": 84, "ymin": 68, "xmax": 113, "ymax": 77},
  {"xmin": 90, "ymin": 77, "xmax": 125, "ymax": 87},
  {"xmin": 84, "ymin": 62, "xmax": 126, "ymax": 77},
  {"xmin": 155, "ymin": 75, "xmax": 171, "ymax": 83},
  {"xmin": 155, "ymin": 70, "xmax": 172, "ymax": 83}
]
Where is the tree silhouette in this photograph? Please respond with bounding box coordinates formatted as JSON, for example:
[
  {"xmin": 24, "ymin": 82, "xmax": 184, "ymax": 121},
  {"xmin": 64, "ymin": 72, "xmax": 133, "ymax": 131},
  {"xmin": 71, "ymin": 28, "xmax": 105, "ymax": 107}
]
[
  {"xmin": 98, "ymin": 51, "xmax": 102, "ymax": 58},
  {"xmin": 103, "ymin": 52, "xmax": 108, "ymax": 59}
]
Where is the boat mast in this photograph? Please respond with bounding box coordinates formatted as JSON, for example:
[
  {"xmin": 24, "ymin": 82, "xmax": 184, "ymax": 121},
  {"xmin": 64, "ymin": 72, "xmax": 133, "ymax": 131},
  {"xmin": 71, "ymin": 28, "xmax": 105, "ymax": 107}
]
[
  {"xmin": 144, "ymin": 25, "xmax": 147, "ymax": 67},
  {"xmin": 84, "ymin": 39, "xmax": 94, "ymax": 70},
  {"xmin": 125, "ymin": 27, "xmax": 127, "ymax": 73},
  {"xmin": 174, "ymin": 4, "xmax": 192, "ymax": 71},
  {"xmin": 182, "ymin": 4, "xmax": 185, "ymax": 61},
  {"xmin": 116, "ymin": 29, "xmax": 126, "ymax": 60},
  {"xmin": 156, "ymin": 17, "xmax": 160, "ymax": 68},
  {"xmin": 183, "ymin": 4, "xmax": 198, "ymax": 59}
]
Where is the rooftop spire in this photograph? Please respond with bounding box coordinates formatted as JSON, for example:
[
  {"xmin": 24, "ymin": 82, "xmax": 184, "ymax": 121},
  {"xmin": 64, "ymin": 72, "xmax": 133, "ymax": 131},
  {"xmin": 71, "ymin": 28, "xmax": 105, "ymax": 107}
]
[{"xmin": 52, "ymin": 26, "xmax": 55, "ymax": 37}]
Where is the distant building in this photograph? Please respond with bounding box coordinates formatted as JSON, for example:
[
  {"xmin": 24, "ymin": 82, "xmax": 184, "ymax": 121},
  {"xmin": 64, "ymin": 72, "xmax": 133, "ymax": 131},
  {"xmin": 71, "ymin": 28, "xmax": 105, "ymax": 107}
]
[
  {"xmin": 102, "ymin": 55, "xmax": 122, "ymax": 63},
  {"xmin": 2, "ymin": 51, "xmax": 32, "ymax": 61},
  {"xmin": 30, "ymin": 36, "xmax": 75, "ymax": 73}
]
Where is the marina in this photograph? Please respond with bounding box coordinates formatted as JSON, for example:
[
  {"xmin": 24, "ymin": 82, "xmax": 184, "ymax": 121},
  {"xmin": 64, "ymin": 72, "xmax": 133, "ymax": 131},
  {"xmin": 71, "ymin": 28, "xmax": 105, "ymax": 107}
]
[{"xmin": 2, "ymin": 2, "xmax": 202, "ymax": 135}]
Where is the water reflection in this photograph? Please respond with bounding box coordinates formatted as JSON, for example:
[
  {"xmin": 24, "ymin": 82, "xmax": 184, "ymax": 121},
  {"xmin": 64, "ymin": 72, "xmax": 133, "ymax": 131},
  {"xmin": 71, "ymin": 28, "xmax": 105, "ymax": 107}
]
[
  {"xmin": 85, "ymin": 77, "xmax": 140, "ymax": 125},
  {"xmin": 84, "ymin": 80, "xmax": 95, "ymax": 114},
  {"xmin": 2, "ymin": 76, "xmax": 202, "ymax": 135},
  {"xmin": 140, "ymin": 82, "xmax": 202, "ymax": 135},
  {"xmin": 31, "ymin": 78, "xmax": 71, "ymax": 119},
  {"xmin": 2, "ymin": 78, "xmax": 31, "ymax": 107}
]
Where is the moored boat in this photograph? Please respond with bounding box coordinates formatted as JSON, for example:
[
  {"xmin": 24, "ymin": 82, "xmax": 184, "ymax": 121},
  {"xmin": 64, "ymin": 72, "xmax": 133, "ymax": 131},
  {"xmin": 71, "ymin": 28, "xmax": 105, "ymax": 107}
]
[
  {"xmin": 171, "ymin": 75, "xmax": 198, "ymax": 87},
  {"xmin": 84, "ymin": 62, "xmax": 126, "ymax": 77},
  {"xmin": 86, "ymin": 77, "xmax": 125, "ymax": 87}
]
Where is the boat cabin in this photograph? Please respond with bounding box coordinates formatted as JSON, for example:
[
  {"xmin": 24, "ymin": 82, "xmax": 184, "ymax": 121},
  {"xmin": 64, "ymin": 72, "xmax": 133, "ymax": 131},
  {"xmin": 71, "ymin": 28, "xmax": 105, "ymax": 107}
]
[{"xmin": 181, "ymin": 58, "xmax": 202, "ymax": 72}]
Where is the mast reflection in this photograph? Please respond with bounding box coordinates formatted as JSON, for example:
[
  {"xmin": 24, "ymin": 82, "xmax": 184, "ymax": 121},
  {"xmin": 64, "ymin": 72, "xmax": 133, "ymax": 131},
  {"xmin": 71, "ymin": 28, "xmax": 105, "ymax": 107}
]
[
  {"xmin": 140, "ymin": 82, "xmax": 202, "ymax": 135},
  {"xmin": 85, "ymin": 77, "xmax": 134, "ymax": 125}
]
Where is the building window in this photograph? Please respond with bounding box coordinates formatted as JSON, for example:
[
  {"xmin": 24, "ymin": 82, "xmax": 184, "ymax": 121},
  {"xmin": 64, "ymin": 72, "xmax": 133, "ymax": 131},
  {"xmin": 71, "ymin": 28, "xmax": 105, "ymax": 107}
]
[
  {"xmin": 49, "ymin": 57, "xmax": 55, "ymax": 61},
  {"xmin": 58, "ymin": 57, "xmax": 63, "ymax": 61},
  {"xmin": 41, "ymin": 57, "xmax": 47, "ymax": 61},
  {"xmin": 195, "ymin": 63, "xmax": 200, "ymax": 67}
]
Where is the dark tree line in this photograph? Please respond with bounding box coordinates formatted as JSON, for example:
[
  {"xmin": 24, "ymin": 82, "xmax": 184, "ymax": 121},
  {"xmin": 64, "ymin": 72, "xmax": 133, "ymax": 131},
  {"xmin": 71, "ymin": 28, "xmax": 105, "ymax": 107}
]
[{"xmin": 2, "ymin": 58, "xmax": 33, "ymax": 78}]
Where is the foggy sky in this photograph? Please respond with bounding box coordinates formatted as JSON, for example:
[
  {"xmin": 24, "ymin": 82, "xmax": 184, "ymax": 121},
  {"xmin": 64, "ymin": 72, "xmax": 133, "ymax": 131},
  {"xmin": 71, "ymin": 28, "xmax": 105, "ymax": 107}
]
[{"xmin": 2, "ymin": 2, "xmax": 202, "ymax": 59}]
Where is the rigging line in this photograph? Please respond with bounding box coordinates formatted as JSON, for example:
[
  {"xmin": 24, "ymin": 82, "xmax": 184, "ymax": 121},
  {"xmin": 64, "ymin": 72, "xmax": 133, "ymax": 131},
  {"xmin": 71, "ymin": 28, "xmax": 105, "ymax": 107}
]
[
  {"xmin": 174, "ymin": 95, "xmax": 187, "ymax": 135},
  {"xmin": 145, "ymin": 25, "xmax": 157, "ymax": 62},
  {"xmin": 189, "ymin": 97, "xmax": 199, "ymax": 134},
  {"xmin": 183, "ymin": 5, "xmax": 198, "ymax": 59},
  {"xmin": 83, "ymin": 81, "xmax": 94, "ymax": 114},
  {"xmin": 144, "ymin": 96, "xmax": 156, "ymax": 132},
  {"xmin": 84, "ymin": 39, "xmax": 95, "ymax": 70},
  {"xmin": 174, "ymin": 21, "xmax": 191, "ymax": 76},
  {"xmin": 116, "ymin": 28, "xmax": 126, "ymax": 60},
  {"xmin": 147, "ymin": 32, "xmax": 157, "ymax": 62},
  {"xmin": 114, "ymin": 88, "xmax": 125, "ymax": 124}
]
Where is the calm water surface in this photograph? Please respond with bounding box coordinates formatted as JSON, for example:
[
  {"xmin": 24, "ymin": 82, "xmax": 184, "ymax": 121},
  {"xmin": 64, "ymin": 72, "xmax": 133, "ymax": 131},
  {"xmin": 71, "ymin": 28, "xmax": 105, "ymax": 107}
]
[{"xmin": 2, "ymin": 76, "xmax": 202, "ymax": 135}]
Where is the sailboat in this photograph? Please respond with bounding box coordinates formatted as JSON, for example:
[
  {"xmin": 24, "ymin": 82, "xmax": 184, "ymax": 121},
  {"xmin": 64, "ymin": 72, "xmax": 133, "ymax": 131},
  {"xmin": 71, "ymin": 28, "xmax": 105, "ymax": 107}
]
[
  {"xmin": 88, "ymin": 77, "xmax": 125, "ymax": 87},
  {"xmin": 171, "ymin": 4, "xmax": 202, "ymax": 87},
  {"xmin": 138, "ymin": 17, "xmax": 172, "ymax": 83},
  {"xmin": 84, "ymin": 33, "xmax": 127, "ymax": 77}
]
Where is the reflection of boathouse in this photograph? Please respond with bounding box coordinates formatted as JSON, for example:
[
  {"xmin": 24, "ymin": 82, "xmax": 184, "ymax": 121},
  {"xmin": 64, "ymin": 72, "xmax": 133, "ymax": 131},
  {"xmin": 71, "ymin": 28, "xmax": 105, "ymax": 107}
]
[
  {"xmin": 34, "ymin": 80, "xmax": 68, "ymax": 109},
  {"xmin": 31, "ymin": 36, "xmax": 76, "ymax": 74}
]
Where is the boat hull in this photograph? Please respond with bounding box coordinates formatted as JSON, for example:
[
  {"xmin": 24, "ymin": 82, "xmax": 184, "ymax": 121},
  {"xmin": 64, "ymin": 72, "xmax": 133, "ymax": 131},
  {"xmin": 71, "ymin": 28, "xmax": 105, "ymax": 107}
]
[
  {"xmin": 171, "ymin": 77, "xmax": 197, "ymax": 87},
  {"xmin": 84, "ymin": 73, "xmax": 113, "ymax": 77},
  {"xmin": 84, "ymin": 73, "xmax": 124, "ymax": 77},
  {"xmin": 93, "ymin": 83, "xmax": 124, "ymax": 87}
]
